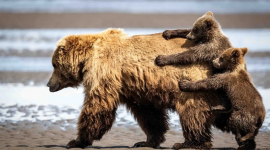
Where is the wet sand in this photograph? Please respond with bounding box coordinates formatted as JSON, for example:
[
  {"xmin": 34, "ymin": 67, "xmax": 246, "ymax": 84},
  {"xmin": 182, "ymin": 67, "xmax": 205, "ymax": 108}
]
[
  {"xmin": 1, "ymin": 120, "xmax": 270, "ymax": 150},
  {"xmin": 1, "ymin": 13, "xmax": 270, "ymax": 29}
]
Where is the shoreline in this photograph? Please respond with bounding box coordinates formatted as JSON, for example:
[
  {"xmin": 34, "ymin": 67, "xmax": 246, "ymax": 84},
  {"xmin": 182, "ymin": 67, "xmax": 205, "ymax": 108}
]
[{"xmin": 2, "ymin": 13, "xmax": 270, "ymax": 29}]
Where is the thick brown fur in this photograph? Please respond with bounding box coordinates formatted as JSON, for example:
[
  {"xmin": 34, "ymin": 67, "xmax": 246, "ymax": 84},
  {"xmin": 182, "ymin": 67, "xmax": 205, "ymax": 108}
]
[
  {"xmin": 155, "ymin": 11, "xmax": 232, "ymax": 66},
  {"xmin": 179, "ymin": 47, "xmax": 266, "ymax": 150},
  {"xmin": 155, "ymin": 12, "xmax": 234, "ymax": 141},
  {"xmin": 47, "ymin": 28, "xmax": 223, "ymax": 149}
]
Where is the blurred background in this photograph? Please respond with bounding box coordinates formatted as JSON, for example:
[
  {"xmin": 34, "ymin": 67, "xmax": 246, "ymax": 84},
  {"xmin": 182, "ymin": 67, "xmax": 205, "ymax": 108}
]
[{"xmin": 0, "ymin": 0, "xmax": 269, "ymax": 132}]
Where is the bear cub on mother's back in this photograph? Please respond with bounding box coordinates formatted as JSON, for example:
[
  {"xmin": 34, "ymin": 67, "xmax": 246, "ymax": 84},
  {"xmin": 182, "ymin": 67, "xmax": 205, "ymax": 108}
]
[
  {"xmin": 155, "ymin": 11, "xmax": 232, "ymax": 66},
  {"xmin": 179, "ymin": 47, "xmax": 266, "ymax": 150}
]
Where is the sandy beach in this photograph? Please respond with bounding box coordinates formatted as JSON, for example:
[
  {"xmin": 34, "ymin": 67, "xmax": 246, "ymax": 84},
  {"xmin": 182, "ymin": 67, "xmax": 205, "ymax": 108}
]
[{"xmin": 1, "ymin": 119, "xmax": 270, "ymax": 150}]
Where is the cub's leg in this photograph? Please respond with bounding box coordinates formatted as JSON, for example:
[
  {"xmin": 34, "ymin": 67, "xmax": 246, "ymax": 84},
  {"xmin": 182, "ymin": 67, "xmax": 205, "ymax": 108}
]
[
  {"xmin": 240, "ymin": 127, "xmax": 258, "ymax": 142},
  {"xmin": 162, "ymin": 29, "xmax": 191, "ymax": 40},
  {"xmin": 67, "ymin": 96, "xmax": 117, "ymax": 148},
  {"xmin": 126, "ymin": 100, "xmax": 169, "ymax": 148},
  {"xmin": 236, "ymin": 127, "xmax": 258, "ymax": 150}
]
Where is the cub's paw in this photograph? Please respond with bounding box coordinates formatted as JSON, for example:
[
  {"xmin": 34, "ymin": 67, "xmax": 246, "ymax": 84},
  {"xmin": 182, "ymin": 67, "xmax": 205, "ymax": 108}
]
[
  {"xmin": 178, "ymin": 80, "xmax": 192, "ymax": 91},
  {"xmin": 162, "ymin": 30, "xmax": 174, "ymax": 40},
  {"xmin": 155, "ymin": 55, "xmax": 170, "ymax": 67},
  {"xmin": 66, "ymin": 139, "xmax": 87, "ymax": 149}
]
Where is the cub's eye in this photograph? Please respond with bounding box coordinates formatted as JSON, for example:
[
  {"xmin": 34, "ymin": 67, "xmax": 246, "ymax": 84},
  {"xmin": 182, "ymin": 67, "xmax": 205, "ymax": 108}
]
[
  {"xmin": 60, "ymin": 74, "xmax": 65, "ymax": 78},
  {"xmin": 193, "ymin": 28, "xmax": 198, "ymax": 33},
  {"xmin": 219, "ymin": 57, "xmax": 224, "ymax": 62}
]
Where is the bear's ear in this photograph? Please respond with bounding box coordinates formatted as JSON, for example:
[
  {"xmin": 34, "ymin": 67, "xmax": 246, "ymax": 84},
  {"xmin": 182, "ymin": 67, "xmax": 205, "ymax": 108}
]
[
  {"xmin": 232, "ymin": 49, "xmax": 240, "ymax": 58},
  {"xmin": 241, "ymin": 47, "xmax": 248, "ymax": 56},
  {"xmin": 205, "ymin": 11, "xmax": 214, "ymax": 18},
  {"xmin": 57, "ymin": 39, "xmax": 66, "ymax": 47},
  {"xmin": 205, "ymin": 18, "xmax": 214, "ymax": 29}
]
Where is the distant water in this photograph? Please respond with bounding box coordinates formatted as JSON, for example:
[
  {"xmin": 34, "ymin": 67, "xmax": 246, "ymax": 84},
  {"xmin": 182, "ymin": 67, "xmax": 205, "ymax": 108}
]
[
  {"xmin": 0, "ymin": 28, "xmax": 270, "ymax": 72},
  {"xmin": 0, "ymin": 0, "xmax": 270, "ymax": 14},
  {"xmin": 0, "ymin": 28, "xmax": 270, "ymax": 52}
]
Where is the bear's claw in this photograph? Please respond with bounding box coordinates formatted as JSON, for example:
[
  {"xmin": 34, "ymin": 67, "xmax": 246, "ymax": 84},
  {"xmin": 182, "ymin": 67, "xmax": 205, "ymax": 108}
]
[
  {"xmin": 66, "ymin": 139, "xmax": 87, "ymax": 149},
  {"xmin": 133, "ymin": 141, "xmax": 160, "ymax": 148}
]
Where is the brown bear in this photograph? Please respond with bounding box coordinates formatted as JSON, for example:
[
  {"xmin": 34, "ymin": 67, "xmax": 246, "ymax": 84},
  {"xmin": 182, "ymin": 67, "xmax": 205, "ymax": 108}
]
[
  {"xmin": 155, "ymin": 11, "xmax": 232, "ymax": 67},
  {"xmin": 47, "ymin": 28, "xmax": 222, "ymax": 149},
  {"xmin": 179, "ymin": 47, "xmax": 266, "ymax": 150}
]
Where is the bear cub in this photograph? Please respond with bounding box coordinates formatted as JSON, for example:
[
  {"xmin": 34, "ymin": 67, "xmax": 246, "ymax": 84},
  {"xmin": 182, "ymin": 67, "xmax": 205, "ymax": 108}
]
[
  {"xmin": 179, "ymin": 47, "xmax": 266, "ymax": 150},
  {"xmin": 155, "ymin": 11, "xmax": 232, "ymax": 66}
]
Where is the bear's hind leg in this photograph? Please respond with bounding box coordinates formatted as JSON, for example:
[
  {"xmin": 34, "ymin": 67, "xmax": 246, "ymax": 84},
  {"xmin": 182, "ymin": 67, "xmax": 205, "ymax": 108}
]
[
  {"xmin": 174, "ymin": 102, "xmax": 213, "ymax": 149},
  {"xmin": 235, "ymin": 126, "xmax": 258, "ymax": 150},
  {"xmin": 126, "ymin": 101, "xmax": 169, "ymax": 148},
  {"xmin": 67, "ymin": 101, "xmax": 117, "ymax": 148}
]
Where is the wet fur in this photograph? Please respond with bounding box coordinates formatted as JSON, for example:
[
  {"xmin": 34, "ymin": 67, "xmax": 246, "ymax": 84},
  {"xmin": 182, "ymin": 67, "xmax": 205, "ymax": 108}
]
[
  {"xmin": 47, "ymin": 28, "xmax": 223, "ymax": 149},
  {"xmin": 155, "ymin": 12, "xmax": 235, "ymax": 144},
  {"xmin": 155, "ymin": 12, "xmax": 232, "ymax": 66},
  {"xmin": 179, "ymin": 48, "xmax": 266, "ymax": 150}
]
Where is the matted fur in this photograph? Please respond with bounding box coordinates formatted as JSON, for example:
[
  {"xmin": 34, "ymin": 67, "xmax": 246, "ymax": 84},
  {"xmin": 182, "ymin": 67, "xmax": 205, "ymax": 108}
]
[{"xmin": 48, "ymin": 28, "xmax": 221, "ymax": 148}]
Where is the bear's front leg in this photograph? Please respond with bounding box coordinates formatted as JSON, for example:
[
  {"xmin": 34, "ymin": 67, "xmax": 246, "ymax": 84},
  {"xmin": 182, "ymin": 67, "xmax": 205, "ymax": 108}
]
[{"xmin": 67, "ymin": 96, "xmax": 117, "ymax": 148}]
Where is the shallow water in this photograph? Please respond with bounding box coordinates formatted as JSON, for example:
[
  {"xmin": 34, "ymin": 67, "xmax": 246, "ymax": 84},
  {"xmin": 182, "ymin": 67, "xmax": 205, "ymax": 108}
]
[
  {"xmin": 1, "ymin": 28, "xmax": 270, "ymax": 52},
  {"xmin": 0, "ymin": 85, "xmax": 269, "ymax": 131}
]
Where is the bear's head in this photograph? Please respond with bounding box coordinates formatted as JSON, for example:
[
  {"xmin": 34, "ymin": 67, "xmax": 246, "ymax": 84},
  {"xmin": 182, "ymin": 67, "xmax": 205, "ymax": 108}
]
[
  {"xmin": 186, "ymin": 11, "xmax": 221, "ymax": 43},
  {"xmin": 212, "ymin": 47, "xmax": 248, "ymax": 71},
  {"xmin": 47, "ymin": 28, "xmax": 124, "ymax": 92},
  {"xmin": 47, "ymin": 35, "xmax": 92, "ymax": 92}
]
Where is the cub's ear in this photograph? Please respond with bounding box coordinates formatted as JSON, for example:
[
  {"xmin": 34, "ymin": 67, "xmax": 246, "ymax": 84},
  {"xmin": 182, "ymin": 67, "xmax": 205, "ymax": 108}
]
[
  {"xmin": 205, "ymin": 11, "xmax": 214, "ymax": 18},
  {"xmin": 241, "ymin": 47, "xmax": 248, "ymax": 56},
  {"xmin": 205, "ymin": 18, "xmax": 214, "ymax": 29},
  {"xmin": 232, "ymin": 49, "xmax": 240, "ymax": 58}
]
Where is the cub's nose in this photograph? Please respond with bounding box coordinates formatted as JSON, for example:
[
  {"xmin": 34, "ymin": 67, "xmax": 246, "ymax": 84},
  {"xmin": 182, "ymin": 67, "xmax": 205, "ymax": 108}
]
[
  {"xmin": 47, "ymin": 81, "xmax": 50, "ymax": 87},
  {"xmin": 186, "ymin": 36, "xmax": 191, "ymax": 40}
]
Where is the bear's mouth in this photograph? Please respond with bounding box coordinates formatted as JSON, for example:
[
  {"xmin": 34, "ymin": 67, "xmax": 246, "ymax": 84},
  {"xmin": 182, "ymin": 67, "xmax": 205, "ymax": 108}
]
[{"xmin": 49, "ymin": 83, "xmax": 61, "ymax": 92}]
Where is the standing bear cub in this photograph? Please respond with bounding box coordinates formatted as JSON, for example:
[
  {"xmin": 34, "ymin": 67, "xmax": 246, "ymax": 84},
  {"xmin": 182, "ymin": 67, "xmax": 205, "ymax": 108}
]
[{"xmin": 179, "ymin": 47, "xmax": 266, "ymax": 150}]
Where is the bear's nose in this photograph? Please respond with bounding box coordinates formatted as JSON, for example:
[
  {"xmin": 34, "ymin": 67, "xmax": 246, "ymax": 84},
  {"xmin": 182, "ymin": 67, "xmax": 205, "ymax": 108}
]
[
  {"xmin": 47, "ymin": 82, "xmax": 50, "ymax": 87},
  {"xmin": 186, "ymin": 36, "xmax": 191, "ymax": 40}
]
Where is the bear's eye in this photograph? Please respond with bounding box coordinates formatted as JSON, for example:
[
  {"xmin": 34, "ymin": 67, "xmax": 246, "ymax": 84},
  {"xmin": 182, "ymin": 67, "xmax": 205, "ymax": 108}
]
[
  {"xmin": 59, "ymin": 47, "xmax": 65, "ymax": 51},
  {"xmin": 53, "ymin": 64, "xmax": 57, "ymax": 68}
]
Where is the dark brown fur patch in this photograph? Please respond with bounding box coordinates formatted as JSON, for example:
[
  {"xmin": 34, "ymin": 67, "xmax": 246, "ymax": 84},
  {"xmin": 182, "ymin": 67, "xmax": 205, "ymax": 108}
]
[{"xmin": 179, "ymin": 47, "xmax": 266, "ymax": 149}]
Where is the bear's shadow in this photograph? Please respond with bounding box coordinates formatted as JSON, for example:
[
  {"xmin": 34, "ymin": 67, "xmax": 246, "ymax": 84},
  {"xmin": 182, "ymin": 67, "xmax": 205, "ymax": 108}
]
[{"xmin": 14, "ymin": 144, "xmax": 235, "ymax": 149}]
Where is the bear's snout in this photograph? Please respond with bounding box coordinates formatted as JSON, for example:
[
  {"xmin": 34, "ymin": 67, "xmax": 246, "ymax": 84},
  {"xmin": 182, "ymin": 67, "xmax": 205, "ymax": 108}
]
[{"xmin": 47, "ymin": 78, "xmax": 61, "ymax": 92}]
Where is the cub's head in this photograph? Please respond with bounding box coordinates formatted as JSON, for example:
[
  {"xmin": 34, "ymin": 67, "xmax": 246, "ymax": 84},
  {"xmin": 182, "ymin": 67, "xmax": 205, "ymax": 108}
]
[
  {"xmin": 47, "ymin": 35, "xmax": 90, "ymax": 92},
  {"xmin": 213, "ymin": 47, "xmax": 248, "ymax": 71},
  {"xmin": 186, "ymin": 11, "xmax": 221, "ymax": 43}
]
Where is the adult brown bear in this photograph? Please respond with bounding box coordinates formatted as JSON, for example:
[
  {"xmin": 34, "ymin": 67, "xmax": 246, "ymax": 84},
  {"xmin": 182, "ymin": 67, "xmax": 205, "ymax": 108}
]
[{"xmin": 47, "ymin": 28, "xmax": 221, "ymax": 149}]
